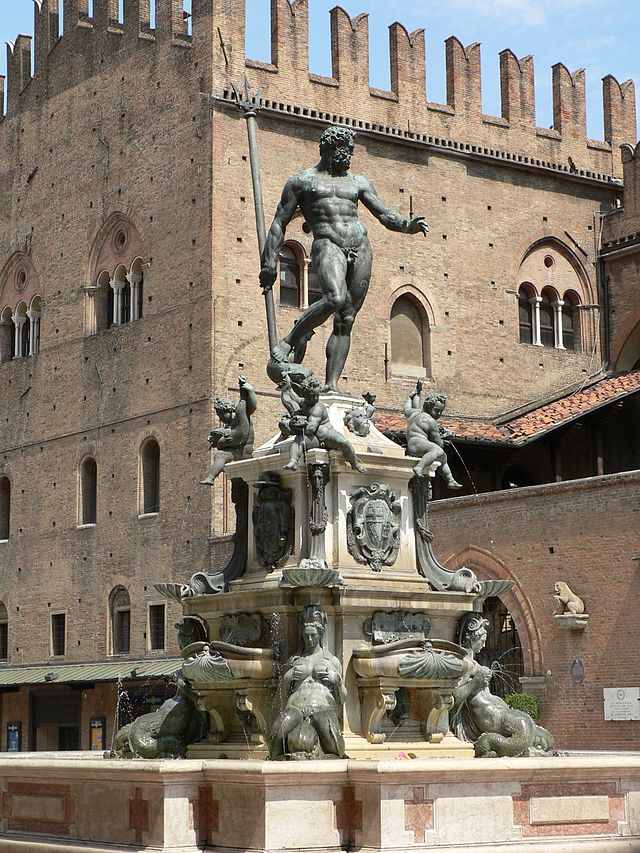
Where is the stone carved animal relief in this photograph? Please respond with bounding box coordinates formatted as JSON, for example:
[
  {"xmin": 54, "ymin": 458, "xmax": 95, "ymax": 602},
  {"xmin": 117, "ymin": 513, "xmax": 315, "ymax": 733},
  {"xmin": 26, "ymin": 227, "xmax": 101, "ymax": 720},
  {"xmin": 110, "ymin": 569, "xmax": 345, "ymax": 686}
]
[{"xmin": 553, "ymin": 581, "xmax": 585, "ymax": 615}]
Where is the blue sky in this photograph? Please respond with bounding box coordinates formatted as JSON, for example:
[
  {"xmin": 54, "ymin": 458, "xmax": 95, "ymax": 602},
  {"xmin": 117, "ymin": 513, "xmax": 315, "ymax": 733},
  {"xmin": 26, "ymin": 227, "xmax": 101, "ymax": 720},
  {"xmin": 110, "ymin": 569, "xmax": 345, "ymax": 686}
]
[{"xmin": 0, "ymin": 0, "xmax": 638, "ymax": 139}]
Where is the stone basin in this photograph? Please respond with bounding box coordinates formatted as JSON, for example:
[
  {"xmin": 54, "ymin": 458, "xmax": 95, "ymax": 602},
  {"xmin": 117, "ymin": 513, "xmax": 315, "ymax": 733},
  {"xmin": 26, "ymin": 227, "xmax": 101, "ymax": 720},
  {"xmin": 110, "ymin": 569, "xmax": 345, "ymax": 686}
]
[
  {"xmin": 351, "ymin": 638, "xmax": 466, "ymax": 680},
  {"xmin": 181, "ymin": 641, "xmax": 273, "ymax": 682}
]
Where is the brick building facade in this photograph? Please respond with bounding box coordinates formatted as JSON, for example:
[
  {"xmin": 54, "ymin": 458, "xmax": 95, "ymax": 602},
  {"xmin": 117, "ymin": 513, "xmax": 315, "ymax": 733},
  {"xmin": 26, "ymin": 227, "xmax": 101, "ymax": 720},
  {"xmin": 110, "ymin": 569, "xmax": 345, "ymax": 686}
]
[{"xmin": 0, "ymin": 0, "xmax": 637, "ymax": 750}]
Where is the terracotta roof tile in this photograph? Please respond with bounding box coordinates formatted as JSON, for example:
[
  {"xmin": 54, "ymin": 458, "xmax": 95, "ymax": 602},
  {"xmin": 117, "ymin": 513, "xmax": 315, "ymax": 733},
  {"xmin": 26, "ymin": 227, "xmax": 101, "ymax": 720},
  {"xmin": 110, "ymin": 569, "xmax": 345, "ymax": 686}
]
[{"xmin": 376, "ymin": 371, "xmax": 640, "ymax": 447}]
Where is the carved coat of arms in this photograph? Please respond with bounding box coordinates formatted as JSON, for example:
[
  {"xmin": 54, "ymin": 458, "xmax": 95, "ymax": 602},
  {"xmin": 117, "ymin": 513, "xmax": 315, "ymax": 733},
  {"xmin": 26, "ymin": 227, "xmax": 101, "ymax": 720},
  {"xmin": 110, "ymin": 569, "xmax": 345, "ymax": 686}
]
[{"xmin": 346, "ymin": 483, "xmax": 401, "ymax": 572}]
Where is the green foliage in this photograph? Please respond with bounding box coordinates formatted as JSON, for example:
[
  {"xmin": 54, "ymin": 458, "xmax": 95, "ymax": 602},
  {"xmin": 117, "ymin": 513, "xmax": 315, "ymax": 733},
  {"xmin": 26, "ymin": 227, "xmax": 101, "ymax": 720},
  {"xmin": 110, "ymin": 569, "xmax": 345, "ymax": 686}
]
[{"xmin": 504, "ymin": 691, "xmax": 539, "ymax": 720}]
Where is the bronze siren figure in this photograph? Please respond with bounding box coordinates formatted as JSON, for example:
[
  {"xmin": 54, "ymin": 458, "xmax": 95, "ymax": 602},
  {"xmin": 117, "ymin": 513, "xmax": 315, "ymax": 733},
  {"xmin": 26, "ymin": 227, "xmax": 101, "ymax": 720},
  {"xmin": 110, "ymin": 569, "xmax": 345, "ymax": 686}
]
[{"xmin": 260, "ymin": 126, "xmax": 429, "ymax": 392}]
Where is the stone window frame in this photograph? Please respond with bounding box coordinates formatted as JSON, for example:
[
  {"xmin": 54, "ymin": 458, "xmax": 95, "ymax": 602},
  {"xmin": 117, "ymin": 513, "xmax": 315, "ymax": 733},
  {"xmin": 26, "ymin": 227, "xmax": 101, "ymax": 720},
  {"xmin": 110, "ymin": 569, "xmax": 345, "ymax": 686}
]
[
  {"xmin": 0, "ymin": 294, "xmax": 42, "ymax": 362},
  {"xmin": 517, "ymin": 282, "xmax": 582, "ymax": 351},
  {"xmin": 147, "ymin": 602, "xmax": 166, "ymax": 652},
  {"xmin": 0, "ymin": 475, "xmax": 10, "ymax": 541},
  {"xmin": 109, "ymin": 586, "xmax": 131, "ymax": 656},
  {"xmin": 0, "ymin": 602, "xmax": 7, "ymax": 661},
  {"xmin": 88, "ymin": 256, "xmax": 145, "ymax": 334},
  {"xmin": 138, "ymin": 436, "xmax": 161, "ymax": 517},
  {"xmin": 77, "ymin": 456, "xmax": 98, "ymax": 527},
  {"xmin": 50, "ymin": 611, "xmax": 67, "ymax": 658}
]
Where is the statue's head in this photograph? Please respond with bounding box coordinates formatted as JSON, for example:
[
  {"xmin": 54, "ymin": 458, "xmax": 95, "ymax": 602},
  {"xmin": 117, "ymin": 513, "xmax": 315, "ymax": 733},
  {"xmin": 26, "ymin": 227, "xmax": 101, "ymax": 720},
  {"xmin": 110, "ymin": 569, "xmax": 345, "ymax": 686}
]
[
  {"xmin": 214, "ymin": 396, "xmax": 236, "ymax": 420},
  {"xmin": 319, "ymin": 125, "xmax": 356, "ymax": 174},
  {"xmin": 423, "ymin": 392, "xmax": 447, "ymax": 417},
  {"xmin": 458, "ymin": 613, "xmax": 490, "ymax": 656},
  {"xmin": 299, "ymin": 376, "xmax": 323, "ymax": 401},
  {"xmin": 300, "ymin": 605, "xmax": 326, "ymax": 650}
]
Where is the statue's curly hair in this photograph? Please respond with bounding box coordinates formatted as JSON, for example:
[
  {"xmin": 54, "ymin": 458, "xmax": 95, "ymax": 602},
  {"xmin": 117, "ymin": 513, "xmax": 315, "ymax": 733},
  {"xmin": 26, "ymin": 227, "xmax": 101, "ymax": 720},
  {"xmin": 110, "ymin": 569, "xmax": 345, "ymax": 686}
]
[
  {"xmin": 319, "ymin": 125, "xmax": 357, "ymax": 153},
  {"xmin": 213, "ymin": 396, "xmax": 235, "ymax": 416},
  {"xmin": 424, "ymin": 392, "xmax": 447, "ymax": 409},
  {"xmin": 457, "ymin": 613, "xmax": 489, "ymax": 648}
]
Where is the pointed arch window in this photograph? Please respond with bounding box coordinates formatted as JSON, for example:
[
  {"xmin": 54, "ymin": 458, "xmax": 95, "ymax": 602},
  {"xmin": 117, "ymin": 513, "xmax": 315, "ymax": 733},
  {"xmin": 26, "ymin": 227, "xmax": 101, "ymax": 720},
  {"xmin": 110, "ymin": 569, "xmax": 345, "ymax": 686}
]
[
  {"xmin": 140, "ymin": 438, "xmax": 160, "ymax": 515},
  {"xmin": 79, "ymin": 457, "xmax": 97, "ymax": 525},
  {"xmin": 110, "ymin": 587, "xmax": 131, "ymax": 655},
  {"xmin": 0, "ymin": 308, "xmax": 13, "ymax": 362},
  {"xmin": 390, "ymin": 295, "xmax": 430, "ymax": 375},
  {"xmin": 0, "ymin": 477, "xmax": 10, "ymax": 540}
]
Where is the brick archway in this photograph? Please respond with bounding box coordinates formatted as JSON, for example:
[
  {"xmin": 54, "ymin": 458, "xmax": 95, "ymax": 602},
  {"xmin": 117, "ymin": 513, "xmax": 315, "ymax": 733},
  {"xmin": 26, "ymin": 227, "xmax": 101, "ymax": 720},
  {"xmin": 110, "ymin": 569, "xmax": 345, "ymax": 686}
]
[{"xmin": 443, "ymin": 545, "xmax": 544, "ymax": 675}]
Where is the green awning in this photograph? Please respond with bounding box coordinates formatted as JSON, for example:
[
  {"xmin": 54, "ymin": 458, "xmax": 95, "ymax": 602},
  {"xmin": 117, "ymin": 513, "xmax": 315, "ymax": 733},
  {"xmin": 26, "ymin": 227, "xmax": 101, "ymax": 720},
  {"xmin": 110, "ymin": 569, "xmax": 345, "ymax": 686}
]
[{"xmin": 0, "ymin": 659, "xmax": 183, "ymax": 687}]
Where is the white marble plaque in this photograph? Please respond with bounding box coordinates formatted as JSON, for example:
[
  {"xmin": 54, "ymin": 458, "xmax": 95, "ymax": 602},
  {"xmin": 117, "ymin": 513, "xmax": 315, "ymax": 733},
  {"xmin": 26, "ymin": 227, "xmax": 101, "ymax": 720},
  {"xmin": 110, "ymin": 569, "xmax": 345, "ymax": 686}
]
[{"xmin": 603, "ymin": 687, "xmax": 640, "ymax": 721}]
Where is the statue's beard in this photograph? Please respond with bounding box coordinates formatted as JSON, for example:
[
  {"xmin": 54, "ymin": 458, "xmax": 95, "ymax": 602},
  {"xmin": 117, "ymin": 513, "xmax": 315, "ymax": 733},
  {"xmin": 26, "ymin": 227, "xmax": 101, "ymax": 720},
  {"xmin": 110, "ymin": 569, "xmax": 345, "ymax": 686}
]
[{"xmin": 330, "ymin": 150, "xmax": 351, "ymax": 173}]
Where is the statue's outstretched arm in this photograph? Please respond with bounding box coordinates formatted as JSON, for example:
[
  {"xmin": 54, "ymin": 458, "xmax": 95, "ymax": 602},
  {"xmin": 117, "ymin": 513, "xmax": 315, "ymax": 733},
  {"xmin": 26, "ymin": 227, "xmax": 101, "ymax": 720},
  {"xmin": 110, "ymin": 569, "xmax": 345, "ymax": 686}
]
[
  {"xmin": 359, "ymin": 177, "xmax": 428, "ymax": 236},
  {"xmin": 238, "ymin": 375, "xmax": 257, "ymax": 417},
  {"xmin": 260, "ymin": 178, "xmax": 300, "ymax": 291}
]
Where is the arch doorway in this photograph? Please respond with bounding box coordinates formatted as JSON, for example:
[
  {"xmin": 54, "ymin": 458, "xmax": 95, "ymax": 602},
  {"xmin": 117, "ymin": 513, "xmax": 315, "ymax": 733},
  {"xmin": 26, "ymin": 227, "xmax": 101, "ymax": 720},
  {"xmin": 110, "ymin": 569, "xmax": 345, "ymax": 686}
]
[{"xmin": 477, "ymin": 597, "xmax": 524, "ymax": 697}]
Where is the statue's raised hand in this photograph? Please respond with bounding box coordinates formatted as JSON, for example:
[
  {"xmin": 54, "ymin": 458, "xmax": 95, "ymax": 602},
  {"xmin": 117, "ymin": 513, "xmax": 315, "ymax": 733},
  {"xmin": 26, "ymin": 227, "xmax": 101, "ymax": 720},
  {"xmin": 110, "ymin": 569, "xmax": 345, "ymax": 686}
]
[
  {"xmin": 405, "ymin": 216, "xmax": 429, "ymax": 237},
  {"xmin": 259, "ymin": 266, "xmax": 277, "ymax": 293}
]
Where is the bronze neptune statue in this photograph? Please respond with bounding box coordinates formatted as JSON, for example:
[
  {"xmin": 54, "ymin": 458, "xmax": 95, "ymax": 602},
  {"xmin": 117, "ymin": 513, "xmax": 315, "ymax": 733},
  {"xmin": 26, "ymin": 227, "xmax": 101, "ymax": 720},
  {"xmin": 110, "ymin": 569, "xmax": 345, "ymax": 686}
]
[{"xmin": 260, "ymin": 126, "xmax": 428, "ymax": 392}]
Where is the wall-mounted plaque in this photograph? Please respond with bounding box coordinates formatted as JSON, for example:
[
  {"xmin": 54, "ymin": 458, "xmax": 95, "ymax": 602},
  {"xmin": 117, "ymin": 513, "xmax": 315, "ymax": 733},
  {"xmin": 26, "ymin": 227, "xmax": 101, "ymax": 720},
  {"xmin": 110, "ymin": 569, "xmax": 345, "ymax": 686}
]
[
  {"xmin": 603, "ymin": 687, "xmax": 640, "ymax": 721},
  {"xmin": 570, "ymin": 659, "xmax": 585, "ymax": 684},
  {"xmin": 89, "ymin": 717, "xmax": 106, "ymax": 751},
  {"xmin": 7, "ymin": 721, "xmax": 21, "ymax": 752},
  {"xmin": 364, "ymin": 611, "xmax": 431, "ymax": 645}
]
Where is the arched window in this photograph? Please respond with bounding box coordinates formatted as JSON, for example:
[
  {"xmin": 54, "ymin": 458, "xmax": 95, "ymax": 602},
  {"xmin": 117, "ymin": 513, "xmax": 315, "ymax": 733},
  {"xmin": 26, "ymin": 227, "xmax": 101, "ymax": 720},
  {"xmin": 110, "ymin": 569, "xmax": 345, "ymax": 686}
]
[
  {"xmin": 110, "ymin": 587, "xmax": 131, "ymax": 655},
  {"xmin": 0, "ymin": 602, "xmax": 7, "ymax": 660},
  {"xmin": 278, "ymin": 245, "xmax": 302, "ymax": 307},
  {"xmin": 390, "ymin": 295, "xmax": 430, "ymax": 374},
  {"xmin": 0, "ymin": 308, "xmax": 13, "ymax": 362},
  {"xmin": 129, "ymin": 258, "xmax": 144, "ymax": 321},
  {"xmin": 112, "ymin": 265, "xmax": 129, "ymax": 326},
  {"xmin": 140, "ymin": 438, "xmax": 160, "ymax": 514},
  {"xmin": 13, "ymin": 302, "xmax": 29, "ymax": 359},
  {"xmin": 29, "ymin": 296, "xmax": 41, "ymax": 355},
  {"xmin": 518, "ymin": 285, "xmax": 534, "ymax": 344},
  {"xmin": 0, "ymin": 477, "xmax": 10, "ymax": 540},
  {"xmin": 93, "ymin": 270, "xmax": 112, "ymax": 333},
  {"xmin": 479, "ymin": 597, "xmax": 524, "ymax": 698},
  {"xmin": 539, "ymin": 290, "xmax": 555, "ymax": 348},
  {"xmin": 562, "ymin": 291, "xmax": 580, "ymax": 351},
  {"xmin": 79, "ymin": 457, "xmax": 97, "ymax": 525}
]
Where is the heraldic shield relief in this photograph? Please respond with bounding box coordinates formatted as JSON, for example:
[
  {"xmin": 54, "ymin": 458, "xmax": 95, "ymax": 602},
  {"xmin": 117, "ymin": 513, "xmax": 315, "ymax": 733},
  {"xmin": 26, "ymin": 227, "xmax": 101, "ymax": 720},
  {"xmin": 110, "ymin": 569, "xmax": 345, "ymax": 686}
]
[{"xmin": 346, "ymin": 483, "xmax": 401, "ymax": 572}]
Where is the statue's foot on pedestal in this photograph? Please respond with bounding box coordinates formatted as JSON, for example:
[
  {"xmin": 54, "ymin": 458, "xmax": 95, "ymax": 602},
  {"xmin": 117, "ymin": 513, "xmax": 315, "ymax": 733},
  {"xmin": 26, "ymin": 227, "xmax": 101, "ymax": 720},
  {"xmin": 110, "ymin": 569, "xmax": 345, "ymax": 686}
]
[
  {"xmin": 283, "ymin": 461, "xmax": 299, "ymax": 471},
  {"xmin": 446, "ymin": 479, "xmax": 463, "ymax": 490},
  {"xmin": 321, "ymin": 383, "xmax": 341, "ymax": 394},
  {"xmin": 199, "ymin": 476, "xmax": 214, "ymax": 486},
  {"xmin": 351, "ymin": 462, "xmax": 367, "ymax": 474}
]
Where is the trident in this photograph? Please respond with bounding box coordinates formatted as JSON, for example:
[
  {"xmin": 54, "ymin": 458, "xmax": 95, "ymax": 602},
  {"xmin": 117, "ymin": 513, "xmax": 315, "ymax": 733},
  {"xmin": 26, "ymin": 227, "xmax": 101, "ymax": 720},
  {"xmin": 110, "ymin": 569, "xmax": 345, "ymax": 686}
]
[{"xmin": 231, "ymin": 76, "xmax": 278, "ymax": 354}]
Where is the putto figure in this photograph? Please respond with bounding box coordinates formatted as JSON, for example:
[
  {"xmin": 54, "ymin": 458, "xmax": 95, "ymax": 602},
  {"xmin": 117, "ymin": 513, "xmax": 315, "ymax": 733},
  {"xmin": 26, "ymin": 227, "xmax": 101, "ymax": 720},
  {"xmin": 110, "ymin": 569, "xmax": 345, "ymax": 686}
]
[
  {"xmin": 259, "ymin": 126, "xmax": 428, "ymax": 392},
  {"xmin": 200, "ymin": 375, "xmax": 257, "ymax": 485},
  {"xmin": 403, "ymin": 380, "xmax": 462, "ymax": 489},
  {"xmin": 282, "ymin": 375, "xmax": 365, "ymax": 473}
]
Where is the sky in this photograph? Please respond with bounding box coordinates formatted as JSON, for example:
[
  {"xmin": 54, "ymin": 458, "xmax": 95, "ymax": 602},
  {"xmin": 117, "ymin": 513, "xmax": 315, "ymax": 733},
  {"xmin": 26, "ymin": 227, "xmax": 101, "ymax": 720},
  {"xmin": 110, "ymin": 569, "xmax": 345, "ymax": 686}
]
[{"xmin": 0, "ymin": 0, "xmax": 638, "ymax": 140}]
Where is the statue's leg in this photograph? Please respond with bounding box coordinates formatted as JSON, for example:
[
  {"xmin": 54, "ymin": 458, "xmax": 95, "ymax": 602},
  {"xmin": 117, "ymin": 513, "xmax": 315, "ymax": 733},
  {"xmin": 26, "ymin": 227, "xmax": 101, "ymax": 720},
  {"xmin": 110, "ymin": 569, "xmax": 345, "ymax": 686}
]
[
  {"xmin": 276, "ymin": 240, "xmax": 345, "ymax": 360},
  {"xmin": 313, "ymin": 708, "xmax": 345, "ymax": 758},
  {"xmin": 322, "ymin": 244, "xmax": 365, "ymax": 391},
  {"xmin": 284, "ymin": 437, "xmax": 304, "ymax": 471},
  {"xmin": 199, "ymin": 450, "xmax": 235, "ymax": 485},
  {"xmin": 323, "ymin": 430, "xmax": 366, "ymax": 473}
]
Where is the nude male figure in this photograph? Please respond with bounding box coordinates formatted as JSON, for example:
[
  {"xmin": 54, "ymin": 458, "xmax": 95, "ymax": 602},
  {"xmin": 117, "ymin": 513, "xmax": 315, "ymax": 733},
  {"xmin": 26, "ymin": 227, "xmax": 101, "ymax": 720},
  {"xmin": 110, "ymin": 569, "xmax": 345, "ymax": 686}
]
[{"xmin": 259, "ymin": 126, "xmax": 428, "ymax": 392}]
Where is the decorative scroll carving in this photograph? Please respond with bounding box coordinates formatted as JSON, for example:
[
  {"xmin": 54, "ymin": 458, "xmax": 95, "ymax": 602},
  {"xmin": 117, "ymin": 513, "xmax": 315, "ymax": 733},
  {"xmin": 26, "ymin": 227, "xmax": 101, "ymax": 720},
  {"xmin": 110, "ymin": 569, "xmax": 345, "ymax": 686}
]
[{"xmin": 360, "ymin": 687, "xmax": 398, "ymax": 743}]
